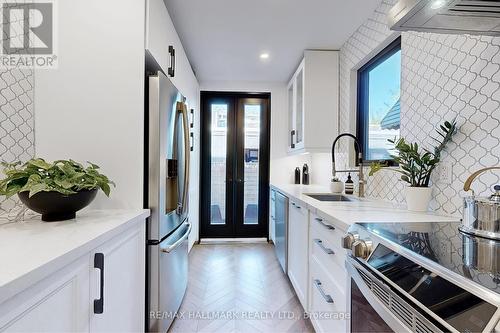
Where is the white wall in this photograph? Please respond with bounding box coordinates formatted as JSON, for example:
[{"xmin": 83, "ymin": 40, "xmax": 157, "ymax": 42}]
[
  {"xmin": 34, "ymin": 0, "xmax": 201, "ymax": 249},
  {"xmin": 34, "ymin": 0, "xmax": 146, "ymax": 210}
]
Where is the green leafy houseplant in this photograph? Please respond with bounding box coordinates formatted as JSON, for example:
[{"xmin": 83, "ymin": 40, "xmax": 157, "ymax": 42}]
[
  {"xmin": 0, "ymin": 158, "xmax": 115, "ymax": 198},
  {"xmin": 369, "ymin": 119, "xmax": 458, "ymax": 187}
]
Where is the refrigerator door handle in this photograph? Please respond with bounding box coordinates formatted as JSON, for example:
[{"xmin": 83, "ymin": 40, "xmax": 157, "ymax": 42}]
[
  {"xmin": 160, "ymin": 223, "xmax": 192, "ymax": 253},
  {"xmin": 176, "ymin": 101, "xmax": 190, "ymax": 215}
]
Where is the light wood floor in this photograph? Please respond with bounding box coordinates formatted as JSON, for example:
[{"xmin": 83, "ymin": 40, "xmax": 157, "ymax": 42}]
[{"xmin": 168, "ymin": 243, "xmax": 314, "ymax": 333}]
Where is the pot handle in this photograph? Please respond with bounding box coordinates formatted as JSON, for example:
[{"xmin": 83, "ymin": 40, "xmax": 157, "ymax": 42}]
[{"xmin": 463, "ymin": 166, "xmax": 500, "ymax": 194}]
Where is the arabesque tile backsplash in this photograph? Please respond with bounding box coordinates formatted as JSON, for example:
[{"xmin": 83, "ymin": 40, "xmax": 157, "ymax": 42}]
[
  {"xmin": 0, "ymin": 3, "xmax": 35, "ymax": 217},
  {"xmin": 334, "ymin": 0, "xmax": 500, "ymax": 217}
]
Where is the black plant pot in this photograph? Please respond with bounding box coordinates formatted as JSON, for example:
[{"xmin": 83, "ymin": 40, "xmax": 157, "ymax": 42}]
[{"xmin": 18, "ymin": 189, "xmax": 98, "ymax": 222}]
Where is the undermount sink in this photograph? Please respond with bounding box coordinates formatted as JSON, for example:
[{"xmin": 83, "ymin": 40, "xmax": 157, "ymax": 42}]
[{"xmin": 305, "ymin": 194, "xmax": 356, "ymax": 202}]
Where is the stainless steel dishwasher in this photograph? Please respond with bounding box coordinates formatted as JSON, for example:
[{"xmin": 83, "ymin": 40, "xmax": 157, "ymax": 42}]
[{"xmin": 273, "ymin": 190, "xmax": 288, "ymax": 273}]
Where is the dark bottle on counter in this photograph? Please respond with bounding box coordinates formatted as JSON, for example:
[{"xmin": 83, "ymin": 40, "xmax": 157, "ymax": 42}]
[
  {"xmin": 345, "ymin": 173, "xmax": 354, "ymax": 195},
  {"xmin": 294, "ymin": 167, "xmax": 301, "ymax": 184},
  {"xmin": 302, "ymin": 164, "xmax": 310, "ymax": 185}
]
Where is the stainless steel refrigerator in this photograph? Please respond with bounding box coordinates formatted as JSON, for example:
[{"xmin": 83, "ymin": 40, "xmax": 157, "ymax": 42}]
[{"xmin": 146, "ymin": 70, "xmax": 191, "ymax": 332}]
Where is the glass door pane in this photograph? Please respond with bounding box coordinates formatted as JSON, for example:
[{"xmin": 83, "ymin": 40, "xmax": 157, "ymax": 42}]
[
  {"xmin": 288, "ymin": 83, "xmax": 294, "ymax": 149},
  {"xmin": 243, "ymin": 104, "xmax": 260, "ymax": 225},
  {"xmin": 295, "ymin": 68, "xmax": 304, "ymax": 145},
  {"xmin": 210, "ymin": 104, "xmax": 227, "ymax": 225}
]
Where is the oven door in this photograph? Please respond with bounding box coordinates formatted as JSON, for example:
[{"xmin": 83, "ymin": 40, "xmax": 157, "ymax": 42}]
[{"xmin": 346, "ymin": 256, "xmax": 440, "ymax": 333}]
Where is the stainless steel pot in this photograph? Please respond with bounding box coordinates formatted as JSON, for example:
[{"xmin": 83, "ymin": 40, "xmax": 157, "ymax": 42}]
[
  {"xmin": 462, "ymin": 231, "xmax": 500, "ymax": 278},
  {"xmin": 460, "ymin": 167, "xmax": 500, "ymax": 240}
]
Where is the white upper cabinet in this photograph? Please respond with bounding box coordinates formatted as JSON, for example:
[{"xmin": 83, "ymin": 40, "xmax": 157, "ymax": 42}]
[
  {"xmin": 146, "ymin": 0, "xmax": 198, "ymax": 99},
  {"xmin": 287, "ymin": 50, "xmax": 339, "ymax": 154}
]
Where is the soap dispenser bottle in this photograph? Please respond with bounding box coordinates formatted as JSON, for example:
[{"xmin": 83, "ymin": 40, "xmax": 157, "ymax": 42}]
[
  {"xmin": 294, "ymin": 167, "xmax": 301, "ymax": 184},
  {"xmin": 345, "ymin": 173, "xmax": 354, "ymax": 195},
  {"xmin": 302, "ymin": 164, "xmax": 310, "ymax": 185}
]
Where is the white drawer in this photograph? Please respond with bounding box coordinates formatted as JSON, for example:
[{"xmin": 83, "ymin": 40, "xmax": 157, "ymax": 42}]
[
  {"xmin": 310, "ymin": 222, "xmax": 347, "ymax": 283},
  {"xmin": 310, "ymin": 212, "xmax": 346, "ymax": 253},
  {"xmin": 309, "ymin": 257, "xmax": 348, "ymax": 333}
]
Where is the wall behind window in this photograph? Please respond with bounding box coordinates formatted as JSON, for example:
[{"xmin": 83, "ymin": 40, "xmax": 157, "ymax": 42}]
[{"xmin": 335, "ymin": 0, "xmax": 500, "ymax": 217}]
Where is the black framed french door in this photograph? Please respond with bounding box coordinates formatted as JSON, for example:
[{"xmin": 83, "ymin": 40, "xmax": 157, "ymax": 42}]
[{"xmin": 200, "ymin": 92, "xmax": 270, "ymax": 238}]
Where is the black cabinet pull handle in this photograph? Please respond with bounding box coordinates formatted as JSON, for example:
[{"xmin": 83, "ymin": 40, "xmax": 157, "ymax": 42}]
[
  {"xmin": 94, "ymin": 253, "xmax": 104, "ymax": 314},
  {"xmin": 290, "ymin": 130, "xmax": 295, "ymax": 149},
  {"xmin": 168, "ymin": 45, "xmax": 175, "ymax": 77}
]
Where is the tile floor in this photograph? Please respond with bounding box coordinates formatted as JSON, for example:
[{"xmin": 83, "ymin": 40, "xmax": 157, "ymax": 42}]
[{"xmin": 168, "ymin": 243, "xmax": 314, "ymax": 333}]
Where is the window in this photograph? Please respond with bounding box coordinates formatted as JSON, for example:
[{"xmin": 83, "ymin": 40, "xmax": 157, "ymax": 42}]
[{"xmin": 357, "ymin": 37, "xmax": 401, "ymax": 163}]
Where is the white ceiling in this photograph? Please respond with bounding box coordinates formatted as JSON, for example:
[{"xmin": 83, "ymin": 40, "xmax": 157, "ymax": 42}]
[{"xmin": 165, "ymin": 0, "xmax": 382, "ymax": 82}]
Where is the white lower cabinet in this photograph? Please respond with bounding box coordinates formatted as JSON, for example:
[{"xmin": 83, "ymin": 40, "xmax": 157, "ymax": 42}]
[
  {"xmin": 0, "ymin": 223, "xmax": 145, "ymax": 333},
  {"xmin": 309, "ymin": 257, "xmax": 347, "ymax": 333},
  {"xmin": 0, "ymin": 256, "xmax": 91, "ymax": 332},
  {"xmin": 287, "ymin": 199, "xmax": 309, "ymax": 310},
  {"xmin": 308, "ymin": 212, "xmax": 348, "ymax": 333},
  {"xmin": 90, "ymin": 225, "xmax": 145, "ymax": 332}
]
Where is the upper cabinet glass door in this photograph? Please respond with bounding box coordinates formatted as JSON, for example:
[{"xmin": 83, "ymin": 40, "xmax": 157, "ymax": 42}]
[
  {"xmin": 287, "ymin": 83, "xmax": 295, "ymax": 149},
  {"xmin": 295, "ymin": 68, "xmax": 304, "ymax": 147},
  {"xmin": 287, "ymin": 61, "xmax": 305, "ymax": 152}
]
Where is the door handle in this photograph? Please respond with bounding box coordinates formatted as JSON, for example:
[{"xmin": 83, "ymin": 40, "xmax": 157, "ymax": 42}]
[
  {"xmin": 160, "ymin": 224, "xmax": 192, "ymax": 253},
  {"xmin": 313, "ymin": 279, "xmax": 334, "ymax": 304},
  {"xmin": 290, "ymin": 130, "xmax": 295, "ymax": 149},
  {"xmin": 168, "ymin": 45, "xmax": 175, "ymax": 77},
  {"xmin": 93, "ymin": 253, "xmax": 104, "ymax": 314},
  {"xmin": 315, "ymin": 217, "xmax": 335, "ymax": 230},
  {"xmin": 314, "ymin": 239, "xmax": 335, "ymax": 255},
  {"xmin": 174, "ymin": 101, "xmax": 190, "ymax": 215}
]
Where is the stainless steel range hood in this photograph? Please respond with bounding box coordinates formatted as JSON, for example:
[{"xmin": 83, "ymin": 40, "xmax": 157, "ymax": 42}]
[{"xmin": 388, "ymin": 0, "xmax": 500, "ymax": 36}]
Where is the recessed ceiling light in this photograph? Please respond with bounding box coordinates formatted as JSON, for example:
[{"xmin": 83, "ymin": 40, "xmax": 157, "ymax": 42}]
[
  {"xmin": 260, "ymin": 53, "xmax": 270, "ymax": 60},
  {"xmin": 430, "ymin": 0, "xmax": 446, "ymax": 10}
]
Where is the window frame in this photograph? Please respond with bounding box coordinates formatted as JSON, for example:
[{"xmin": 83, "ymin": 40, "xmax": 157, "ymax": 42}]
[{"xmin": 356, "ymin": 36, "xmax": 402, "ymax": 165}]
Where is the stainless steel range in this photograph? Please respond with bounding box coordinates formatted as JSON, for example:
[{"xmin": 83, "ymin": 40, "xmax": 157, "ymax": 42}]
[{"xmin": 342, "ymin": 221, "xmax": 500, "ymax": 333}]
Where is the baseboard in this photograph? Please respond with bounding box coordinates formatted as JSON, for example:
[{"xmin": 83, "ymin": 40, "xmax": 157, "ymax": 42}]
[{"xmin": 199, "ymin": 238, "xmax": 269, "ymax": 244}]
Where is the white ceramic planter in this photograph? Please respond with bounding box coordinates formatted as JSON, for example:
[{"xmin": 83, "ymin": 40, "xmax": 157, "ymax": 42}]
[
  {"xmin": 405, "ymin": 186, "xmax": 432, "ymax": 212},
  {"xmin": 330, "ymin": 181, "xmax": 344, "ymax": 193}
]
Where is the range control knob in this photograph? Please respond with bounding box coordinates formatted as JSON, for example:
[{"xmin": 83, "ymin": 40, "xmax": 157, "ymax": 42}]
[
  {"xmin": 352, "ymin": 239, "xmax": 373, "ymax": 259},
  {"xmin": 341, "ymin": 232, "xmax": 359, "ymax": 249}
]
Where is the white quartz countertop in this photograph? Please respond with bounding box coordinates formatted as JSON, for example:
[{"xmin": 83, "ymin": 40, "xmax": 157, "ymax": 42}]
[
  {"xmin": 271, "ymin": 183, "xmax": 460, "ymax": 230},
  {"xmin": 0, "ymin": 209, "xmax": 150, "ymax": 304}
]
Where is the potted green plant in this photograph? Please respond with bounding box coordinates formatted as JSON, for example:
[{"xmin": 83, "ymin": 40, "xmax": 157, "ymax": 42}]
[
  {"xmin": 369, "ymin": 119, "xmax": 458, "ymax": 212},
  {"xmin": 0, "ymin": 158, "xmax": 115, "ymax": 221}
]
